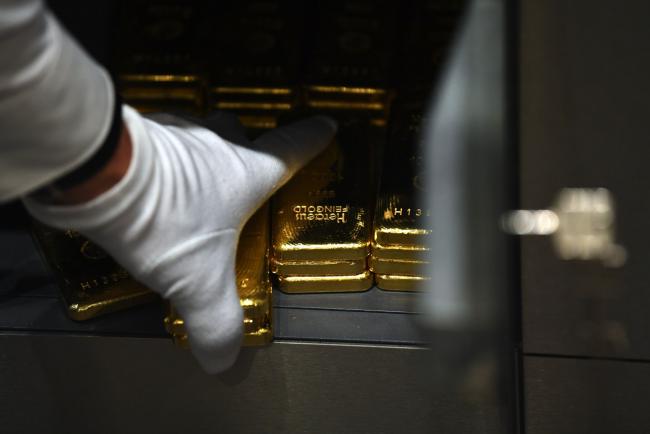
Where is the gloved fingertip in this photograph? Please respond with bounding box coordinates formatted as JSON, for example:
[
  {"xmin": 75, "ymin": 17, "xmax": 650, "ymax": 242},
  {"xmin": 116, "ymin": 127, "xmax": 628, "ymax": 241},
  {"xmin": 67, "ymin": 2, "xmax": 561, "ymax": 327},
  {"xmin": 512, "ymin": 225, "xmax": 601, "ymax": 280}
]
[
  {"xmin": 309, "ymin": 115, "xmax": 338, "ymax": 135},
  {"xmin": 189, "ymin": 327, "xmax": 244, "ymax": 375}
]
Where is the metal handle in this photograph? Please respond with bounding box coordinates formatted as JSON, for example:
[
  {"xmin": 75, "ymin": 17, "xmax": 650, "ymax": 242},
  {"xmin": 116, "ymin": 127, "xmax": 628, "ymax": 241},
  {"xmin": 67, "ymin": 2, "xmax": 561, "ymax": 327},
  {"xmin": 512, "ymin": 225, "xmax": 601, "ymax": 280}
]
[{"xmin": 502, "ymin": 188, "xmax": 627, "ymax": 267}]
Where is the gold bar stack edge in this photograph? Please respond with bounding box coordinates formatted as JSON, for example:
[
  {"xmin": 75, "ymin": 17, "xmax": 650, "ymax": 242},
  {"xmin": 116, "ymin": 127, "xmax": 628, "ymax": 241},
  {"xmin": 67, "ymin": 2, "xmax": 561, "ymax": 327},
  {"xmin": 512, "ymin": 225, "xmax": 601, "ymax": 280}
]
[
  {"xmin": 270, "ymin": 105, "xmax": 387, "ymax": 293},
  {"xmin": 31, "ymin": 223, "xmax": 157, "ymax": 320},
  {"xmin": 370, "ymin": 97, "xmax": 432, "ymax": 291},
  {"xmin": 269, "ymin": 0, "xmax": 395, "ymax": 293},
  {"xmin": 164, "ymin": 203, "xmax": 273, "ymax": 347}
]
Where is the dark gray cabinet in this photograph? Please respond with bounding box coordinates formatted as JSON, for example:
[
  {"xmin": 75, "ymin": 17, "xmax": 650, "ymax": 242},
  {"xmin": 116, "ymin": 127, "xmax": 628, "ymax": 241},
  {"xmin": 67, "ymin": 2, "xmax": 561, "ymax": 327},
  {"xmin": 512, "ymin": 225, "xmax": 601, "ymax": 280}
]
[{"xmin": 520, "ymin": 0, "xmax": 650, "ymax": 431}]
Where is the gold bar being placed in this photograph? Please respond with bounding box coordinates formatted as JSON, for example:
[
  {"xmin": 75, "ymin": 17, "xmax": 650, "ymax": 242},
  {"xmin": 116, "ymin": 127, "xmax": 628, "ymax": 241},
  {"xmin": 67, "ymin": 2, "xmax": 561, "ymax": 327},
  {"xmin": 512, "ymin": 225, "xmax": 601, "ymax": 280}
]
[
  {"xmin": 369, "ymin": 257, "xmax": 429, "ymax": 276},
  {"xmin": 31, "ymin": 224, "xmax": 157, "ymax": 321},
  {"xmin": 272, "ymin": 120, "xmax": 374, "ymax": 262},
  {"xmin": 165, "ymin": 203, "xmax": 273, "ymax": 347},
  {"xmin": 164, "ymin": 285, "xmax": 272, "ymax": 348},
  {"xmin": 374, "ymin": 274, "xmax": 431, "ymax": 292},
  {"xmin": 275, "ymin": 271, "xmax": 373, "ymax": 294},
  {"xmin": 271, "ymin": 258, "xmax": 366, "ymax": 276}
]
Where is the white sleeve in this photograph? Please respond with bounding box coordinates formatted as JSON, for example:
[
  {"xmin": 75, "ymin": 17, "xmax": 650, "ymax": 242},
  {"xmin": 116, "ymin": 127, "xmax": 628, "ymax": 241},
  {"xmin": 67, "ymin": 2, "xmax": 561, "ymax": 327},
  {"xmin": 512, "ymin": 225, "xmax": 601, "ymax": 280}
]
[{"xmin": 0, "ymin": 0, "xmax": 114, "ymax": 202}]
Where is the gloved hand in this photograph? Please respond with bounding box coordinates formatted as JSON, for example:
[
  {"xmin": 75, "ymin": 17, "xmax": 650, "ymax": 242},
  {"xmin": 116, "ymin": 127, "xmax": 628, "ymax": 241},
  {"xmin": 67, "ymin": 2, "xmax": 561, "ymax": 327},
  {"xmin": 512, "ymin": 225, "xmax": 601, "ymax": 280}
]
[{"xmin": 24, "ymin": 106, "xmax": 336, "ymax": 373}]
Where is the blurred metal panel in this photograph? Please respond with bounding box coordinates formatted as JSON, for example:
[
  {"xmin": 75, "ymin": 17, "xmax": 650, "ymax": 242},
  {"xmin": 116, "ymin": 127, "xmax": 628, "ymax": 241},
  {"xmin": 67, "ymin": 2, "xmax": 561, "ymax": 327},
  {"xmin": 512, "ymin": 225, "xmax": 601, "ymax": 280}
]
[
  {"xmin": 0, "ymin": 335, "xmax": 459, "ymax": 434},
  {"xmin": 524, "ymin": 355, "xmax": 650, "ymax": 434},
  {"xmin": 422, "ymin": 0, "xmax": 518, "ymax": 432},
  {"xmin": 521, "ymin": 0, "xmax": 650, "ymax": 359}
]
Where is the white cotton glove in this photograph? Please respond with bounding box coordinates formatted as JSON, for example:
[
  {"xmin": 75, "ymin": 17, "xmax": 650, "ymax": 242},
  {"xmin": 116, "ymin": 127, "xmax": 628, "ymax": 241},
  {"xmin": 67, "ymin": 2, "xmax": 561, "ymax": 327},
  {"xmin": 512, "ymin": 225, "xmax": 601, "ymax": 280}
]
[{"xmin": 24, "ymin": 106, "xmax": 336, "ymax": 373}]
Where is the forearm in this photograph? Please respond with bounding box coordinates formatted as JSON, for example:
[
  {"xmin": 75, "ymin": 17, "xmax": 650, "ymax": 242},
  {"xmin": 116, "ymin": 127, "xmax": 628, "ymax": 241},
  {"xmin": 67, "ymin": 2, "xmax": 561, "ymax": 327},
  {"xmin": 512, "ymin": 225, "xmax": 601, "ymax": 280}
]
[
  {"xmin": 0, "ymin": 0, "xmax": 115, "ymax": 201},
  {"xmin": 43, "ymin": 123, "xmax": 133, "ymax": 205}
]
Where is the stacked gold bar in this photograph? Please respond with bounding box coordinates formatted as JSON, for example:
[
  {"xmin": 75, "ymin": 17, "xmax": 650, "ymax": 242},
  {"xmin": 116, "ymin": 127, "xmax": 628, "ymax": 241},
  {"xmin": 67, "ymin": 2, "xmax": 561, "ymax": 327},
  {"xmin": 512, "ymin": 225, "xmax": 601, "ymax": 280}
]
[
  {"xmin": 31, "ymin": 223, "xmax": 157, "ymax": 320},
  {"xmin": 114, "ymin": 1, "xmax": 204, "ymax": 114},
  {"xmin": 368, "ymin": 0, "xmax": 466, "ymax": 290},
  {"xmin": 270, "ymin": 124, "xmax": 375, "ymax": 292},
  {"xmin": 204, "ymin": 1, "xmax": 300, "ymax": 136},
  {"xmin": 164, "ymin": 204, "xmax": 273, "ymax": 346},
  {"xmin": 371, "ymin": 97, "xmax": 431, "ymax": 291},
  {"xmin": 270, "ymin": 1, "xmax": 395, "ymax": 293}
]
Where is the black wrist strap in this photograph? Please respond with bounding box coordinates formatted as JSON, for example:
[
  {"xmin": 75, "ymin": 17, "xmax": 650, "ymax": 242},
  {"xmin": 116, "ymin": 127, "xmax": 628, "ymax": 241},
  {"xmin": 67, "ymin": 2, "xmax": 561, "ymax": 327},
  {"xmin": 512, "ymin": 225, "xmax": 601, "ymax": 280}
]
[{"xmin": 52, "ymin": 91, "xmax": 123, "ymax": 191}]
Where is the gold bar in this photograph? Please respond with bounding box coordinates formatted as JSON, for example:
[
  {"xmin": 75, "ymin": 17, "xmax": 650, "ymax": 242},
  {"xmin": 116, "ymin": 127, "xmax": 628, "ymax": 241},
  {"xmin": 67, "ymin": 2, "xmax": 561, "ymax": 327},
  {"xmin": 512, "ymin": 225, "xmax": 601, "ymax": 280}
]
[
  {"xmin": 369, "ymin": 257, "xmax": 429, "ymax": 276},
  {"xmin": 213, "ymin": 87, "xmax": 293, "ymax": 95},
  {"xmin": 209, "ymin": 83, "xmax": 295, "ymax": 109},
  {"xmin": 305, "ymin": 85, "xmax": 391, "ymax": 114},
  {"xmin": 306, "ymin": 100, "xmax": 386, "ymax": 112},
  {"xmin": 237, "ymin": 115, "xmax": 278, "ymax": 130},
  {"xmin": 371, "ymin": 242, "xmax": 429, "ymax": 261},
  {"xmin": 114, "ymin": 2, "xmax": 203, "ymax": 114},
  {"xmin": 271, "ymin": 119, "xmax": 375, "ymax": 262},
  {"xmin": 213, "ymin": 101, "xmax": 293, "ymax": 111},
  {"xmin": 31, "ymin": 223, "xmax": 157, "ymax": 321},
  {"xmin": 307, "ymin": 86, "xmax": 387, "ymax": 95},
  {"xmin": 373, "ymin": 98, "xmax": 431, "ymax": 247},
  {"xmin": 373, "ymin": 195, "xmax": 431, "ymax": 246},
  {"xmin": 374, "ymin": 274, "xmax": 431, "ymax": 292},
  {"xmin": 303, "ymin": 1, "xmax": 396, "ymax": 122},
  {"xmin": 305, "ymin": 1, "xmax": 396, "ymax": 92},
  {"xmin": 119, "ymin": 74, "xmax": 200, "ymax": 83},
  {"xmin": 271, "ymin": 258, "xmax": 366, "ymax": 276},
  {"xmin": 276, "ymin": 271, "xmax": 373, "ymax": 294},
  {"xmin": 205, "ymin": 1, "xmax": 300, "ymax": 136},
  {"xmin": 207, "ymin": 86, "xmax": 297, "ymax": 137},
  {"xmin": 118, "ymin": 74, "xmax": 204, "ymax": 115},
  {"xmin": 165, "ymin": 203, "xmax": 273, "ymax": 347},
  {"xmin": 304, "ymin": 86, "xmax": 392, "ymax": 123},
  {"xmin": 164, "ymin": 288, "xmax": 272, "ymax": 348}
]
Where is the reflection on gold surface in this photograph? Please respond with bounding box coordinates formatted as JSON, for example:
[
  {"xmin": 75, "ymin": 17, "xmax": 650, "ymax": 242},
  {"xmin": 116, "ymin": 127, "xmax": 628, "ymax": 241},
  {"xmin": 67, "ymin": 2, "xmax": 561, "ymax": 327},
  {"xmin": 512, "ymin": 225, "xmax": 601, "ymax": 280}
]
[
  {"xmin": 165, "ymin": 203, "xmax": 273, "ymax": 347},
  {"xmin": 209, "ymin": 87, "xmax": 295, "ymax": 111},
  {"xmin": 119, "ymin": 74, "xmax": 200, "ymax": 83},
  {"xmin": 306, "ymin": 101, "xmax": 385, "ymax": 111},
  {"xmin": 119, "ymin": 74, "xmax": 204, "ymax": 115},
  {"xmin": 237, "ymin": 115, "xmax": 278, "ymax": 130},
  {"xmin": 369, "ymin": 257, "xmax": 429, "ymax": 276},
  {"xmin": 305, "ymin": 86, "xmax": 391, "ymax": 117},
  {"xmin": 307, "ymin": 86, "xmax": 387, "ymax": 95},
  {"xmin": 374, "ymin": 274, "xmax": 430, "ymax": 292},
  {"xmin": 212, "ymin": 87, "xmax": 292, "ymax": 95},
  {"xmin": 214, "ymin": 102, "xmax": 293, "ymax": 111},
  {"xmin": 271, "ymin": 258, "xmax": 366, "ymax": 276},
  {"xmin": 276, "ymin": 271, "xmax": 373, "ymax": 293},
  {"xmin": 370, "ymin": 242, "xmax": 429, "ymax": 261},
  {"xmin": 31, "ymin": 223, "xmax": 157, "ymax": 321}
]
